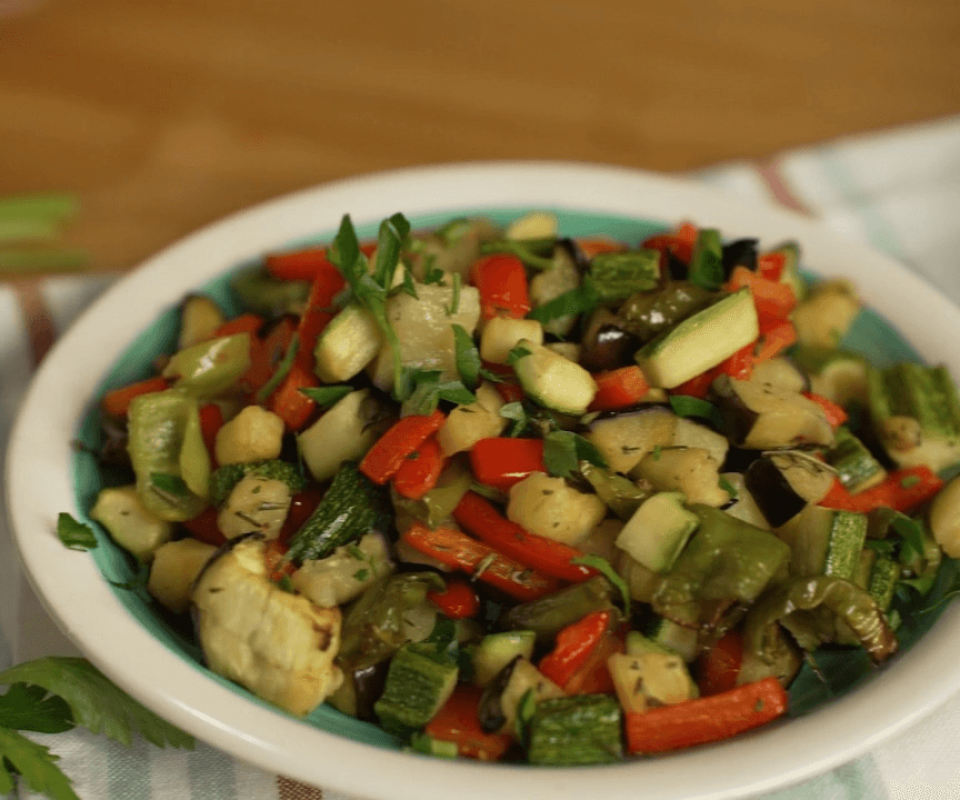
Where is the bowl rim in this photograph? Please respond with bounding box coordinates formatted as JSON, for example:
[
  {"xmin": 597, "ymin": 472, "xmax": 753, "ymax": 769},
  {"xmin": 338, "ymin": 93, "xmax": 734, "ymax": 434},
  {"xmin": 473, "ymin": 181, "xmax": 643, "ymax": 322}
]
[{"xmin": 7, "ymin": 160, "xmax": 960, "ymax": 800}]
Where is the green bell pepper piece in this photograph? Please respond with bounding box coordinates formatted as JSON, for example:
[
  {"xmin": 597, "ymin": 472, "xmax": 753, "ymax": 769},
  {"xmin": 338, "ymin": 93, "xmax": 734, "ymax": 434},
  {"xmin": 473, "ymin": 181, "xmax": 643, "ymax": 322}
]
[{"xmin": 162, "ymin": 333, "xmax": 251, "ymax": 398}]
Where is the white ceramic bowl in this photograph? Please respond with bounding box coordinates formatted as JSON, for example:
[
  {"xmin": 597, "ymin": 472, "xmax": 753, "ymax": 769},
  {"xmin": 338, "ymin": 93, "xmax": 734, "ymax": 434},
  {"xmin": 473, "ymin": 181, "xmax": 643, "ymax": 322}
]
[{"xmin": 8, "ymin": 162, "xmax": 960, "ymax": 800}]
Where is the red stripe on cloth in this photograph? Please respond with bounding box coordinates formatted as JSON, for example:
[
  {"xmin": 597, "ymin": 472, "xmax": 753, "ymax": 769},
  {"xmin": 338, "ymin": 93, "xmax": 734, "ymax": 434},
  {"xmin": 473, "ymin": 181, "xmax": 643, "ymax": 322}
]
[
  {"xmin": 11, "ymin": 278, "xmax": 56, "ymax": 366},
  {"xmin": 755, "ymin": 157, "xmax": 813, "ymax": 216},
  {"xmin": 276, "ymin": 776, "xmax": 325, "ymax": 800}
]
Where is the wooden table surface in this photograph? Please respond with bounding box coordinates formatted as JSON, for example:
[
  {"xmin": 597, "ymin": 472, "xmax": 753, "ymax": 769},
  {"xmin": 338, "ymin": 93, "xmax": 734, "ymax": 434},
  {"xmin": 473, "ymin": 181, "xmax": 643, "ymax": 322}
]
[{"xmin": 3, "ymin": 0, "xmax": 960, "ymax": 271}]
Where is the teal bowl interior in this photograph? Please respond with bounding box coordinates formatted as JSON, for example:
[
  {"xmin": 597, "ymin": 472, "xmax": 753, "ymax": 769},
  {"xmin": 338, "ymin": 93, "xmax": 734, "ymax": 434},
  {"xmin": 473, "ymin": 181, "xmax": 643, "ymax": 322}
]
[{"xmin": 70, "ymin": 207, "xmax": 959, "ymax": 749}]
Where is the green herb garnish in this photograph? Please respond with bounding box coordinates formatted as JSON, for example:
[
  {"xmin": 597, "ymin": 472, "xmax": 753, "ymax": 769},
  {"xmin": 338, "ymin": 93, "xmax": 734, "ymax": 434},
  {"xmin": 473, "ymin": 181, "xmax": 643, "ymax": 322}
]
[
  {"xmin": 298, "ymin": 384, "xmax": 354, "ymax": 408},
  {"xmin": 542, "ymin": 430, "xmax": 608, "ymax": 479},
  {"xmin": 56, "ymin": 514, "xmax": 97, "ymax": 552}
]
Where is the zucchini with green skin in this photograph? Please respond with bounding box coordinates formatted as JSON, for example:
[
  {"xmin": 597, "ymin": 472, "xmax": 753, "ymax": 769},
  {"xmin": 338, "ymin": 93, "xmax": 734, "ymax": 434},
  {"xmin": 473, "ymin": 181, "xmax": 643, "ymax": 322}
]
[
  {"xmin": 511, "ymin": 339, "xmax": 598, "ymax": 415},
  {"xmin": 285, "ymin": 461, "xmax": 392, "ymax": 564},
  {"xmin": 868, "ymin": 362, "xmax": 960, "ymax": 473},
  {"xmin": 775, "ymin": 504, "xmax": 868, "ymax": 581},
  {"xmin": 209, "ymin": 459, "xmax": 305, "ymax": 507},
  {"xmin": 527, "ymin": 694, "xmax": 623, "ymax": 765},
  {"xmin": 824, "ymin": 426, "xmax": 887, "ymax": 494},
  {"xmin": 373, "ymin": 642, "xmax": 459, "ymax": 738}
]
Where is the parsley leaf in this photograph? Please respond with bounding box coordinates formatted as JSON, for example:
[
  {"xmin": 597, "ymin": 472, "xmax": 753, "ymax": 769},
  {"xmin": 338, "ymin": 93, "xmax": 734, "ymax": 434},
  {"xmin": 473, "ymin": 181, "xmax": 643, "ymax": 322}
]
[
  {"xmin": 398, "ymin": 368, "xmax": 477, "ymax": 416},
  {"xmin": 505, "ymin": 344, "xmax": 533, "ymax": 365},
  {"xmin": 0, "ymin": 684, "xmax": 73, "ymax": 734},
  {"xmin": 479, "ymin": 238, "xmax": 556, "ymax": 271},
  {"xmin": 0, "ymin": 727, "xmax": 80, "ymax": 800},
  {"xmin": 56, "ymin": 514, "xmax": 97, "ymax": 551},
  {"xmin": 298, "ymin": 384, "xmax": 354, "ymax": 408},
  {"xmin": 0, "ymin": 657, "xmax": 195, "ymax": 749},
  {"xmin": 542, "ymin": 430, "xmax": 608, "ymax": 479},
  {"xmin": 526, "ymin": 277, "xmax": 599, "ymax": 325},
  {"xmin": 452, "ymin": 324, "xmax": 481, "ymax": 390},
  {"xmin": 571, "ymin": 554, "xmax": 631, "ymax": 617},
  {"xmin": 668, "ymin": 395, "xmax": 723, "ymax": 429},
  {"xmin": 498, "ymin": 401, "xmax": 531, "ymax": 437},
  {"xmin": 445, "ymin": 273, "xmax": 462, "ymax": 316}
]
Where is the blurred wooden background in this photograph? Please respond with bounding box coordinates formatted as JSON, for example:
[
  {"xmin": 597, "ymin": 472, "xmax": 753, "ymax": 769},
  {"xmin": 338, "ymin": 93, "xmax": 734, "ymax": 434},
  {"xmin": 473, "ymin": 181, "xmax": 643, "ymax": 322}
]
[{"xmin": 2, "ymin": 0, "xmax": 959, "ymax": 270}]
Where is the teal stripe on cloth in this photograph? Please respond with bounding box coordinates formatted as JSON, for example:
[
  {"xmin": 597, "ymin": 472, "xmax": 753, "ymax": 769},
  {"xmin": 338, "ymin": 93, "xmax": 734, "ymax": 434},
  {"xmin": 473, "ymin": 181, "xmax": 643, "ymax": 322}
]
[
  {"xmin": 815, "ymin": 146, "xmax": 911, "ymax": 264},
  {"xmin": 188, "ymin": 741, "xmax": 240, "ymax": 800},
  {"xmin": 764, "ymin": 755, "xmax": 891, "ymax": 800}
]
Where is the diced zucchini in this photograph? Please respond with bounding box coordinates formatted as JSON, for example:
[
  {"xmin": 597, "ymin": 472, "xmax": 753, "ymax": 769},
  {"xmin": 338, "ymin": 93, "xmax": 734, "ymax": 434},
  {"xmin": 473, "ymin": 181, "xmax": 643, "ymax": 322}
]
[
  {"xmin": 512, "ymin": 339, "xmax": 598, "ymax": 415},
  {"xmin": 527, "ymin": 694, "xmax": 623, "ymax": 765},
  {"xmin": 792, "ymin": 280, "xmax": 860, "ymax": 348},
  {"xmin": 478, "ymin": 656, "xmax": 565, "ymax": 734},
  {"xmin": 615, "ymin": 491, "xmax": 699, "ymax": 573},
  {"xmin": 373, "ymin": 643, "xmax": 459, "ymax": 738},
  {"xmin": 588, "ymin": 249, "xmax": 660, "ymax": 303},
  {"xmin": 586, "ymin": 406, "xmax": 677, "ymax": 475},
  {"xmin": 868, "ymin": 362, "xmax": 960, "ymax": 473},
  {"xmin": 471, "ymin": 631, "xmax": 537, "ymax": 687},
  {"xmin": 89, "ymin": 485, "xmax": 175, "ymax": 562},
  {"xmin": 824, "ymin": 426, "xmax": 887, "ymax": 494},
  {"xmin": 147, "ymin": 538, "xmax": 218, "ymax": 613},
  {"xmin": 632, "ymin": 447, "xmax": 730, "ymax": 507},
  {"xmin": 298, "ymin": 389, "xmax": 384, "ymax": 482},
  {"xmin": 479, "ymin": 317, "xmax": 544, "ymax": 364},
  {"xmin": 178, "ymin": 294, "xmax": 226, "ymax": 350},
  {"xmin": 217, "ymin": 475, "xmax": 292, "ymax": 541},
  {"xmin": 608, "ymin": 651, "xmax": 697, "ymax": 714},
  {"xmin": 314, "ymin": 304, "xmax": 384, "ymax": 383},
  {"xmin": 929, "ymin": 474, "xmax": 960, "ymax": 557},
  {"xmin": 792, "ymin": 346, "xmax": 869, "ymax": 408},
  {"xmin": 436, "ymin": 382, "xmax": 507, "ymax": 456},
  {"xmin": 505, "ymin": 210, "xmax": 558, "ymax": 241},
  {"xmin": 638, "ymin": 618, "xmax": 699, "ymax": 663},
  {"xmin": 635, "ymin": 288, "xmax": 758, "ymax": 389},
  {"xmin": 506, "ymin": 472, "xmax": 607, "ymax": 546},
  {"xmin": 528, "ymin": 243, "xmax": 581, "ymax": 337},
  {"xmin": 776, "ymin": 504, "xmax": 868, "ymax": 581},
  {"xmin": 285, "ymin": 462, "xmax": 392, "ymax": 563},
  {"xmin": 367, "ymin": 282, "xmax": 481, "ymax": 390}
]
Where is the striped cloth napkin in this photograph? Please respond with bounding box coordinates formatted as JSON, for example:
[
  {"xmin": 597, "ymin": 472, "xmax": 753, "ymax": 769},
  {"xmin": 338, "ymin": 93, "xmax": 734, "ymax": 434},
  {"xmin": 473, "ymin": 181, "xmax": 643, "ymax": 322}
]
[{"xmin": 3, "ymin": 114, "xmax": 960, "ymax": 800}]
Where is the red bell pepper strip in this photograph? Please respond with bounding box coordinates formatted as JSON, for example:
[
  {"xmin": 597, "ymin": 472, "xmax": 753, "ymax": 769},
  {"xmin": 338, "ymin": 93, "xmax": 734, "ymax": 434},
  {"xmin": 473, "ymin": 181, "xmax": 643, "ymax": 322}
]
[
  {"xmin": 588, "ymin": 366, "xmax": 651, "ymax": 411},
  {"xmin": 100, "ymin": 376, "xmax": 171, "ymax": 417},
  {"xmin": 182, "ymin": 505, "xmax": 226, "ymax": 547},
  {"xmin": 819, "ymin": 466, "xmax": 944, "ymax": 514},
  {"xmin": 802, "ymin": 391, "xmax": 849, "ymax": 428},
  {"xmin": 562, "ymin": 628, "xmax": 623, "ymax": 696},
  {"xmin": 493, "ymin": 380, "xmax": 525, "ymax": 404},
  {"xmin": 427, "ymin": 579, "xmax": 482, "ymax": 619},
  {"xmin": 573, "ymin": 236, "xmax": 627, "ymax": 259},
  {"xmin": 424, "ymin": 684, "xmax": 513, "ymax": 761},
  {"xmin": 726, "ymin": 266, "xmax": 797, "ymax": 321},
  {"xmin": 624, "ymin": 677, "xmax": 788, "ymax": 754},
  {"xmin": 294, "ymin": 263, "xmax": 345, "ymax": 368},
  {"xmin": 264, "ymin": 538, "xmax": 295, "ymax": 583},
  {"xmin": 753, "ymin": 318, "xmax": 797, "ymax": 365},
  {"xmin": 672, "ymin": 369, "xmax": 718, "ymax": 400},
  {"xmin": 469, "ymin": 437, "xmax": 546, "ymax": 493},
  {"xmin": 393, "ymin": 435, "xmax": 447, "ymax": 500},
  {"xmin": 401, "ymin": 522, "xmax": 562, "ymax": 602},
  {"xmin": 453, "ymin": 491, "xmax": 597, "ymax": 583},
  {"xmin": 213, "ymin": 313, "xmax": 265, "ymax": 339},
  {"xmin": 360, "ymin": 410, "xmax": 447, "ymax": 484},
  {"xmin": 265, "ymin": 242, "xmax": 376, "ymax": 282},
  {"xmin": 470, "ymin": 254, "xmax": 531, "ymax": 320},
  {"xmin": 240, "ymin": 317, "xmax": 297, "ymax": 396},
  {"xmin": 198, "ymin": 403, "xmax": 224, "ymax": 466},
  {"xmin": 695, "ymin": 630, "xmax": 744, "ymax": 696},
  {"xmin": 757, "ymin": 252, "xmax": 786, "ymax": 281},
  {"xmin": 717, "ymin": 342, "xmax": 755, "ymax": 381},
  {"xmin": 642, "ymin": 222, "xmax": 699, "ymax": 265},
  {"xmin": 266, "ymin": 362, "xmax": 319, "ymax": 432},
  {"xmin": 538, "ymin": 610, "xmax": 612, "ymax": 689}
]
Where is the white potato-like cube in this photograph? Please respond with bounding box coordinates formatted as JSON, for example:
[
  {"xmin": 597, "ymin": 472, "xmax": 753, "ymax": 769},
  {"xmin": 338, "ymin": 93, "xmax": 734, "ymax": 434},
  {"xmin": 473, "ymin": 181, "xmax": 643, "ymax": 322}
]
[
  {"xmin": 148, "ymin": 538, "xmax": 218, "ymax": 613},
  {"xmin": 217, "ymin": 476, "xmax": 292, "ymax": 540},
  {"xmin": 90, "ymin": 485, "xmax": 174, "ymax": 562},
  {"xmin": 215, "ymin": 405, "xmax": 285, "ymax": 465},
  {"xmin": 507, "ymin": 472, "xmax": 607, "ymax": 546},
  {"xmin": 480, "ymin": 317, "xmax": 545, "ymax": 364}
]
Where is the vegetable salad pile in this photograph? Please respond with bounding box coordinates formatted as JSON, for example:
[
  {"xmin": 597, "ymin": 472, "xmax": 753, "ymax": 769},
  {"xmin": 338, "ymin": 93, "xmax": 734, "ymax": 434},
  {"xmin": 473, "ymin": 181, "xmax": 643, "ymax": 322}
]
[{"xmin": 81, "ymin": 210, "xmax": 960, "ymax": 765}]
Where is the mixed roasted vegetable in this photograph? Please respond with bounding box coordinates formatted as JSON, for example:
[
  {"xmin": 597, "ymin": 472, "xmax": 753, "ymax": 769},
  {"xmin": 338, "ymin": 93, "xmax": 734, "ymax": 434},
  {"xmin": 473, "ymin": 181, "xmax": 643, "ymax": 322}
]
[{"xmin": 79, "ymin": 210, "xmax": 960, "ymax": 765}]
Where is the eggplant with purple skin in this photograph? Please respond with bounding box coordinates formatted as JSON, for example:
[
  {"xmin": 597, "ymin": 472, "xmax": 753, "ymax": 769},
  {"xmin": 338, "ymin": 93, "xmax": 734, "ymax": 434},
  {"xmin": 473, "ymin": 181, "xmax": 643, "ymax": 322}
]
[
  {"xmin": 579, "ymin": 307, "xmax": 641, "ymax": 372},
  {"xmin": 744, "ymin": 450, "xmax": 836, "ymax": 528},
  {"xmin": 710, "ymin": 373, "xmax": 835, "ymax": 450},
  {"xmin": 721, "ymin": 238, "xmax": 759, "ymax": 274},
  {"xmin": 191, "ymin": 533, "xmax": 344, "ymax": 717}
]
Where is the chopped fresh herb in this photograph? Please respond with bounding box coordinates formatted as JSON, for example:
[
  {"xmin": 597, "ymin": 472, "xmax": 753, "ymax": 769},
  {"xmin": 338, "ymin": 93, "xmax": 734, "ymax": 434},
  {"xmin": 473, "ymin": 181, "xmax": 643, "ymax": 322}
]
[
  {"xmin": 56, "ymin": 513, "xmax": 97, "ymax": 552},
  {"xmin": 479, "ymin": 237, "xmax": 556, "ymax": 271},
  {"xmin": 149, "ymin": 472, "xmax": 191, "ymax": 498},
  {"xmin": 571, "ymin": 554, "xmax": 631, "ymax": 617},
  {"xmin": 397, "ymin": 265, "xmax": 419, "ymax": 298},
  {"xmin": 900, "ymin": 475, "xmax": 921, "ymax": 489},
  {"xmin": 328, "ymin": 213, "xmax": 411, "ymax": 391},
  {"xmin": 421, "ymin": 263, "xmax": 446, "ymax": 285},
  {"xmin": 254, "ymin": 332, "xmax": 300, "ymax": 404},
  {"xmin": 542, "ymin": 430, "xmax": 608, "ymax": 479},
  {"xmin": 498, "ymin": 401, "xmax": 530, "ymax": 437},
  {"xmin": 275, "ymin": 575, "xmax": 296, "ymax": 593},
  {"xmin": 398, "ymin": 368, "xmax": 476, "ymax": 416},
  {"xmin": 0, "ymin": 684, "xmax": 73, "ymax": 735},
  {"xmin": 353, "ymin": 569, "xmax": 370, "ymax": 582},
  {"xmin": 506, "ymin": 344, "xmax": 533, "ymax": 365},
  {"xmin": 446, "ymin": 273, "xmax": 462, "ymax": 316},
  {"xmin": 346, "ymin": 544, "xmax": 366, "ymax": 561},
  {"xmin": 298, "ymin": 384, "xmax": 354, "ymax": 408},
  {"xmin": 668, "ymin": 394, "xmax": 723, "ymax": 429},
  {"xmin": 109, "ymin": 563, "xmax": 149, "ymax": 591},
  {"xmin": 452, "ymin": 324, "xmax": 481, "ymax": 390},
  {"xmin": 718, "ymin": 475, "xmax": 739, "ymax": 501},
  {"xmin": 652, "ymin": 445, "xmax": 663, "ymax": 461},
  {"xmin": 526, "ymin": 278, "xmax": 599, "ymax": 325}
]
